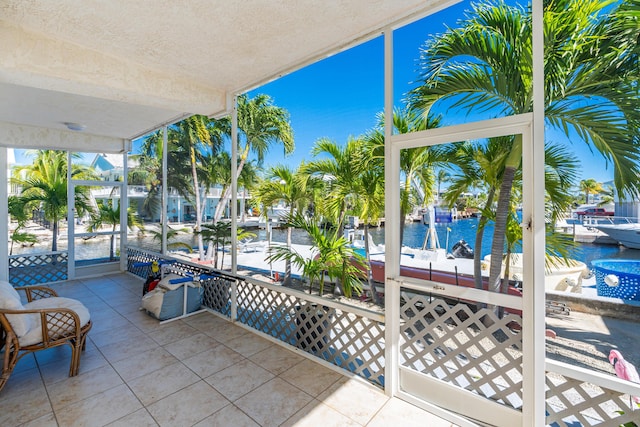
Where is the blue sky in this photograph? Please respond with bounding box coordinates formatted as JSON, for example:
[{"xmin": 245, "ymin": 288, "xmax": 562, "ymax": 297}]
[
  {"xmin": 247, "ymin": 0, "xmax": 617, "ymax": 184},
  {"xmin": 13, "ymin": 0, "xmax": 618, "ymax": 185}
]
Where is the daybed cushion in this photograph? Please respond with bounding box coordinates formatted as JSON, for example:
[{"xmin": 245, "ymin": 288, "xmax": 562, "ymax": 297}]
[
  {"xmin": 20, "ymin": 297, "xmax": 91, "ymax": 347},
  {"xmin": 0, "ymin": 281, "xmax": 31, "ymax": 337},
  {"xmin": 158, "ymin": 273, "xmax": 189, "ymax": 291}
]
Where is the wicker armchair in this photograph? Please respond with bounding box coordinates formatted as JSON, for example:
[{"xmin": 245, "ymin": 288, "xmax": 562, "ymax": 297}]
[{"xmin": 0, "ymin": 282, "xmax": 92, "ymax": 392}]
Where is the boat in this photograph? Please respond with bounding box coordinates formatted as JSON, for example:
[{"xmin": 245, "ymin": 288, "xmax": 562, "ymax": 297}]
[
  {"xmin": 368, "ymin": 248, "xmax": 587, "ymax": 294},
  {"xmin": 592, "ymin": 223, "xmax": 640, "ymax": 250},
  {"xmin": 483, "ymin": 254, "xmax": 588, "ymax": 293},
  {"xmin": 354, "ymin": 223, "xmax": 588, "ymax": 295}
]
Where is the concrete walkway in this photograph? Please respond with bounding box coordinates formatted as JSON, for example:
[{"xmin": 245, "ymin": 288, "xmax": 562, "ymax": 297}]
[{"xmin": 545, "ymin": 310, "xmax": 640, "ymax": 375}]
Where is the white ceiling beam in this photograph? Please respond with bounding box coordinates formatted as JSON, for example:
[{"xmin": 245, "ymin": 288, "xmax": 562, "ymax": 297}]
[
  {"xmin": 0, "ymin": 122, "xmax": 128, "ymax": 154},
  {"xmin": 0, "ymin": 23, "xmax": 225, "ymax": 116}
]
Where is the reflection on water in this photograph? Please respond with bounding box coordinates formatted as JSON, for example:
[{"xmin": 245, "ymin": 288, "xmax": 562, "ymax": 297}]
[{"xmin": 11, "ymin": 219, "xmax": 640, "ymax": 268}]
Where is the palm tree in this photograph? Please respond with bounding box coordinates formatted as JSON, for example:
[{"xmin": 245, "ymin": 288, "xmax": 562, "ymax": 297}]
[
  {"xmin": 579, "ymin": 178, "xmax": 603, "ymax": 204},
  {"xmin": 597, "ymin": 185, "xmax": 615, "ymax": 207},
  {"xmin": 442, "ymin": 138, "xmax": 508, "ymax": 289},
  {"xmin": 213, "ymin": 94, "xmax": 294, "ymax": 223},
  {"xmin": 195, "ymin": 222, "xmax": 255, "ymax": 269},
  {"xmin": 365, "ymin": 108, "xmax": 444, "ymax": 245},
  {"xmin": 147, "ymin": 225, "xmax": 194, "ymax": 253},
  {"xmin": 302, "ymin": 137, "xmax": 364, "ymax": 236},
  {"xmin": 129, "ymin": 129, "xmax": 191, "ymax": 221},
  {"xmin": 175, "ymin": 115, "xmax": 212, "ymax": 260},
  {"xmin": 351, "ymin": 144, "xmax": 385, "ymax": 304},
  {"xmin": 238, "ymin": 160, "xmax": 261, "ymax": 222},
  {"xmin": 411, "ymin": 0, "xmax": 640, "ymax": 294},
  {"xmin": 86, "ymin": 200, "xmax": 144, "ymax": 260},
  {"xmin": 254, "ymin": 165, "xmax": 314, "ymax": 286},
  {"xmin": 200, "ymin": 150, "xmax": 232, "ymax": 225},
  {"xmin": 267, "ymin": 212, "xmax": 365, "ymax": 298},
  {"xmin": 202, "ymin": 152, "xmax": 260, "ymax": 224},
  {"xmin": 544, "ymin": 144, "xmax": 581, "ymax": 224},
  {"xmin": 444, "ymin": 139, "xmax": 580, "ymax": 291},
  {"xmin": 12, "ymin": 150, "xmax": 96, "ymax": 251},
  {"xmin": 435, "ymin": 169, "xmax": 450, "ymax": 204},
  {"xmin": 196, "ymin": 222, "xmax": 229, "ymax": 269},
  {"xmin": 8, "ymin": 195, "xmax": 37, "ymax": 255}
]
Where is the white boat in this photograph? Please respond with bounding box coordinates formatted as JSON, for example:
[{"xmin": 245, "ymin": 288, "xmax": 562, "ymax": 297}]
[{"xmin": 592, "ymin": 223, "xmax": 640, "ymax": 249}]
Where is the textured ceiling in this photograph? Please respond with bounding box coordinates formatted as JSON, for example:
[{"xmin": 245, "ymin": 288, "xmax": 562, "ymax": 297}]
[{"xmin": 0, "ymin": 0, "xmax": 453, "ymax": 144}]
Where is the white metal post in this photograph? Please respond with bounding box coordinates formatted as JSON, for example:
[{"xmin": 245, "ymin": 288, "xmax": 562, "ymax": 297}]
[
  {"xmin": 162, "ymin": 126, "xmax": 168, "ymax": 255},
  {"xmin": 120, "ymin": 144, "xmax": 129, "ymax": 272},
  {"xmin": 67, "ymin": 151, "xmax": 75, "ymax": 280},
  {"xmin": 231, "ymin": 96, "xmax": 238, "ymax": 275},
  {"xmin": 0, "ymin": 148, "xmax": 8, "ymax": 281},
  {"xmin": 522, "ymin": 0, "xmax": 546, "ymax": 425},
  {"xmin": 383, "ymin": 27, "xmax": 400, "ymax": 397},
  {"xmin": 231, "ymin": 95, "xmax": 238, "ymax": 321}
]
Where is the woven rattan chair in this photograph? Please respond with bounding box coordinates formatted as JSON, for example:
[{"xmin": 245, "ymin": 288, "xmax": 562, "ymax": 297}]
[{"xmin": 0, "ymin": 282, "xmax": 92, "ymax": 392}]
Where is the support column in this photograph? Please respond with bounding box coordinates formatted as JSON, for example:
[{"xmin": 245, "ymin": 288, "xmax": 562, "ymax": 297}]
[
  {"xmin": 231, "ymin": 95, "xmax": 238, "ymax": 321},
  {"xmin": 162, "ymin": 126, "xmax": 168, "ymax": 255},
  {"xmin": 67, "ymin": 151, "xmax": 75, "ymax": 280},
  {"xmin": 231, "ymin": 96, "xmax": 238, "ymax": 274},
  {"xmin": 120, "ymin": 146, "xmax": 129, "ymax": 272},
  {"xmin": 383, "ymin": 27, "xmax": 400, "ymax": 398},
  {"xmin": 522, "ymin": 0, "xmax": 546, "ymax": 425},
  {"xmin": 0, "ymin": 148, "xmax": 8, "ymax": 281}
]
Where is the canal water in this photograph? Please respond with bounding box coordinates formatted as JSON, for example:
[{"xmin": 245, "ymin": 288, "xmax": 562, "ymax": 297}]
[
  {"xmin": 241, "ymin": 218, "xmax": 640, "ymax": 268},
  {"xmin": 13, "ymin": 217, "xmax": 640, "ymax": 268}
]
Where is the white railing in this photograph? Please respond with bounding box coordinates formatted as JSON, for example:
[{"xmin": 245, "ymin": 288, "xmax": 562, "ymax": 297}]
[
  {"xmin": 126, "ymin": 247, "xmax": 386, "ymax": 387},
  {"xmin": 546, "ymin": 359, "xmax": 640, "ymax": 426},
  {"xmin": 9, "ymin": 244, "xmax": 640, "ymax": 425},
  {"xmin": 89, "ymin": 186, "xmax": 252, "ymax": 199},
  {"xmin": 582, "ymin": 215, "xmax": 639, "ymax": 226}
]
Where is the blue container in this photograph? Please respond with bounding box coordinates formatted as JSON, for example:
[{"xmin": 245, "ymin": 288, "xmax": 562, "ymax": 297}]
[{"xmin": 592, "ymin": 259, "xmax": 640, "ymax": 301}]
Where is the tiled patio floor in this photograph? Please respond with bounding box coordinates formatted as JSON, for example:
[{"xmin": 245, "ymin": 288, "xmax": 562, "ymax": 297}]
[{"xmin": 1, "ymin": 273, "xmax": 458, "ymax": 427}]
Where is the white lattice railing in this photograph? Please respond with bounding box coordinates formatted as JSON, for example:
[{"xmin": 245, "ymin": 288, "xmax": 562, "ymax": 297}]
[
  {"xmin": 234, "ymin": 276, "xmax": 386, "ymax": 386},
  {"xmin": 9, "ymin": 251, "xmax": 68, "ymax": 286},
  {"xmin": 126, "ymin": 247, "xmax": 386, "ymax": 387},
  {"xmin": 124, "ymin": 247, "xmax": 640, "ymax": 425},
  {"xmin": 399, "ymin": 289, "xmax": 524, "ymax": 409},
  {"xmin": 546, "ymin": 360, "xmax": 640, "ymax": 427}
]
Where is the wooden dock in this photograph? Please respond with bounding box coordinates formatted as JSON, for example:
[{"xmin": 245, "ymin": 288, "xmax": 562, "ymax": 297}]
[{"xmin": 556, "ymin": 223, "xmax": 618, "ymax": 245}]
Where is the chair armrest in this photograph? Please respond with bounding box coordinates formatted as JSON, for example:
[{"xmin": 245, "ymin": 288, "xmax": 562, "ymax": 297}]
[
  {"xmin": 0, "ymin": 307, "xmax": 82, "ymax": 343},
  {"xmin": 15, "ymin": 286, "xmax": 58, "ymax": 302}
]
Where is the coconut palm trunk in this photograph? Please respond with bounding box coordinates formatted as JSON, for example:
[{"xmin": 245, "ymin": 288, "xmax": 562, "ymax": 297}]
[
  {"xmin": 110, "ymin": 224, "xmax": 117, "ymax": 260},
  {"xmin": 284, "ymin": 222, "xmax": 293, "ymax": 286},
  {"xmin": 51, "ymin": 218, "xmax": 60, "ymax": 252},
  {"xmin": 190, "ymin": 147, "xmax": 205, "ymax": 260},
  {"xmin": 410, "ymin": 0, "xmax": 640, "ymax": 306},
  {"xmin": 487, "ymin": 164, "xmax": 517, "ymax": 295},
  {"xmin": 214, "ymin": 150, "xmax": 247, "ymax": 222},
  {"xmin": 473, "ymin": 188, "xmax": 495, "ymax": 290},
  {"xmin": 213, "ymin": 94, "xmax": 294, "ymax": 223}
]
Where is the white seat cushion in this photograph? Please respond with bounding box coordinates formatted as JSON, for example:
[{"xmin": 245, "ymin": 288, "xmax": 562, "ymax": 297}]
[
  {"xmin": 0, "ymin": 282, "xmax": 31, "ymax": 337},
  {"xmin": 0, "ymin": 280, "xmax": 21, "ymax": 301},
  {"xmin": 20, "ymin": 297, "xmax": 91, "ymax": 347}
]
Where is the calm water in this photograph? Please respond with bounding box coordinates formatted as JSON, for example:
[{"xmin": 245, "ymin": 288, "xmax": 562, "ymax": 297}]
[
  {"xmin": 257, "ymin": 218, "xmax": 640, "ymax": 268},
  {"xmin": 14, "ymin": 218, "xmax": 640, "ymax": 267}
]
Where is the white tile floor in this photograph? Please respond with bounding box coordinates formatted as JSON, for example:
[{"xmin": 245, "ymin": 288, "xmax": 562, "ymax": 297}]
[{"xmin": 0, "ymin": 273, "xmax": 459, "ymax": 427}]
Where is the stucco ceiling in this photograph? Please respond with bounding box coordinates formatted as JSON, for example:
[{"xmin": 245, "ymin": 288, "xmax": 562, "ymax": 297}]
[{"xmin": 0, "ymin": 0, "xmax": 453, "ymax": 147}]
